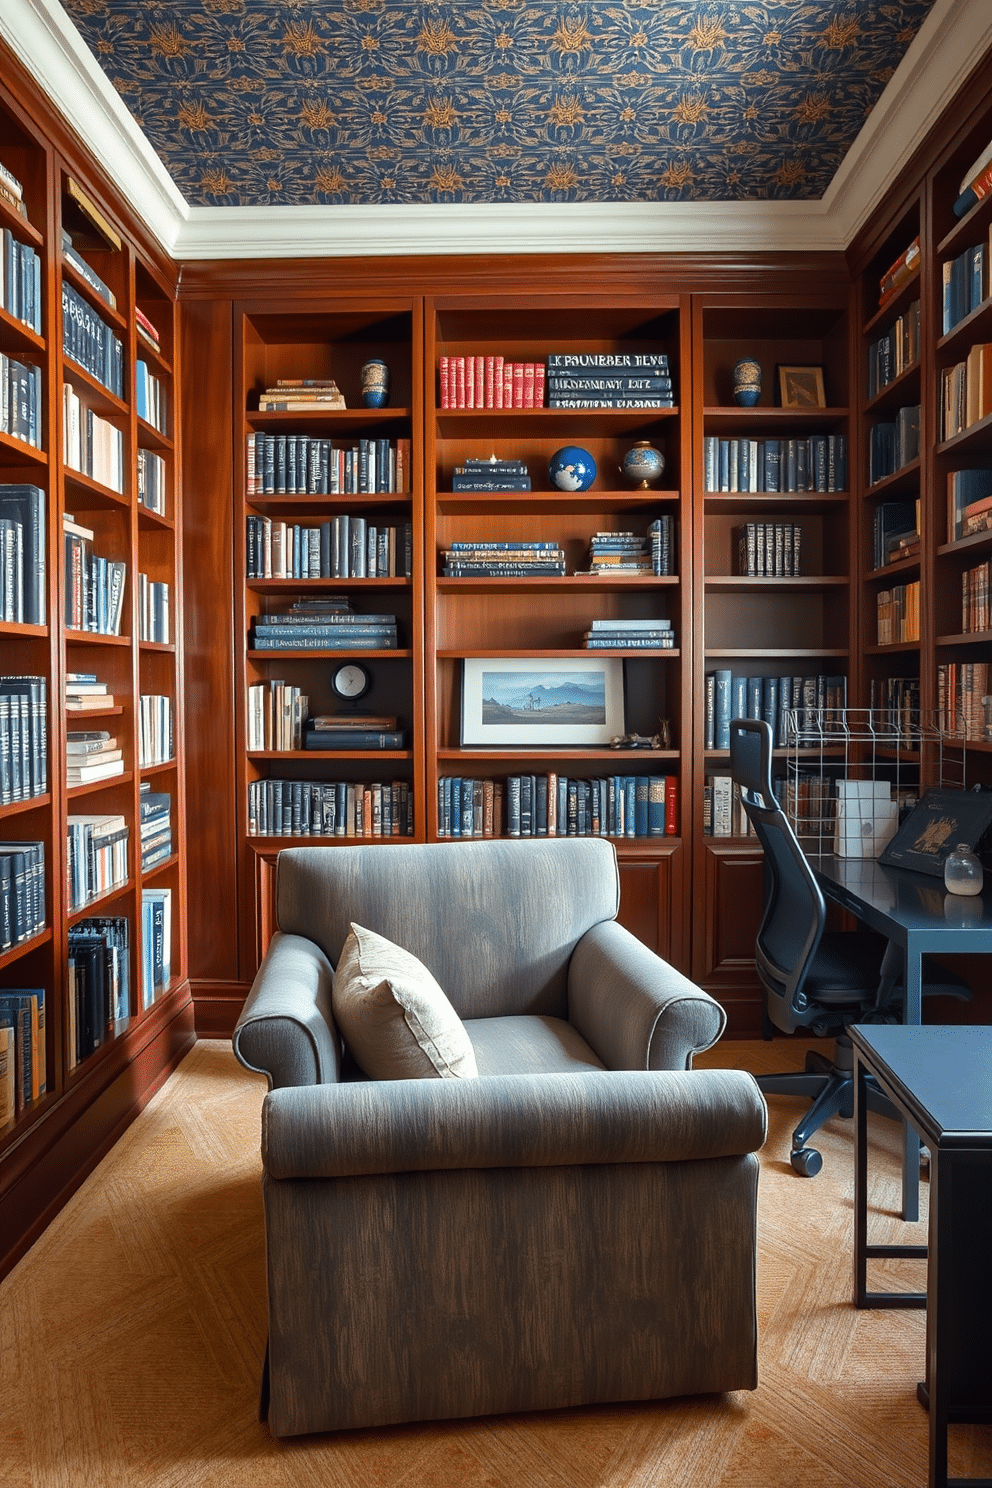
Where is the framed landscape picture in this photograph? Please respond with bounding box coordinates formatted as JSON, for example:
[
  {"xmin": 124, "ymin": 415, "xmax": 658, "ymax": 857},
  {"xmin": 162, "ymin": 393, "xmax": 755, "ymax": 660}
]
[
  {"xmin": 460, "ymin": 657, "xmax": 625, "ymax": 747},
  {"xmin": 778, "ymin": 364, "xmax": 826, "ymax": 408}
]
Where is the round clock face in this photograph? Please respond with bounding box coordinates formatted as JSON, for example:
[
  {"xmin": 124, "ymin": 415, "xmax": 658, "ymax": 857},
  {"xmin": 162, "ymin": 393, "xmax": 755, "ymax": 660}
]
[{"xmin": 331, "ymin": 662, "xmax": 371, "ymax": 701}]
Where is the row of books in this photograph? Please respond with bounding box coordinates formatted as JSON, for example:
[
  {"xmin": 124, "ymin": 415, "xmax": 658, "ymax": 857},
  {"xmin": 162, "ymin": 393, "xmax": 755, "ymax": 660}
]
[
  {"xmin": 249, "ymin": 609, "xmax": 398, "ymax": 652},
  {"xmin": 451, "ymin": 457, "xmax": 529, "ymax": 492},
  {"xmin": 947, "ymin": 469, "xmax": 992, "ymax": 543},
  {"xmin": 246, "ymin": 434, "xmax": 410, "ymax": 495},
  {"xmin": 578, "ymin": 522, "xmax": 674, "ymax": 577},
  {"xmin": 247, "ymin": 778, "xmax": 415, "ymax": 838},
  {"xmin": 62, "ymin": 228, "xmax": 116, "ymax": 309},
  {"xmin": 63, "ymin": 383, "xmax": 124, "ymax": 493},
  {"xmin": 441, "ymin": 540, "xmax": 565, "ymax": 578},
  {"xmin": 941, "ymin": 342, "xmax": 992, "ymax": 439},
  {"xmin": 438, "ymin": 357, "xmax": 545, "ymax": 409},
  {"xmin": 0, "ymin": 483, "xmax": 46, "ymax": 624},
  {"xmin": 867, "ymin": 300, "xmax": 920, "ymax": 400},
  {"xmin": 0, "ymin": 987, "xmax": 45, "ymax": 1126},
  {"xmin": 547, "ymin": 353, "xmax": 673, "ymax": 409},
  {"xmin": 67, "ymin": 730, "xmax": 123, "ymax": 787},
  {"xmin": 68, "ymin": 917, "xmax": 129, "ymax": 1066},
  {"xmin": 878, "ymin": 236, "xmax": 920, "ymax": 308},
  {"xmin": 961, "ymin": 558, "xmax": 990, "ymax": 634},
  {"xmin": 62, "ymin": 282, "xmax": 123, "ymax": 398},
  {"xmin": 937, "ymin": 661, "xmax": 990, "ymax": 741},
  {"xmin": 135, "ymin": 359, "xmax": 167, "ymax": 434},
  {"xmin": 877, "ymin": 580, "xmax": 920, "ymax": 645},
  {"xmin": 138, "ymin": 694, "xmax": 173, "ymax": 767},
  {"xmin": 140, "ymin": 889, "xmax": 172, "ymax": 1010},
  {"xmin": 0, "ymin": 675, "xmax": 47, "ymax": 805},
  {"xmin": 703, "ymin": 434, "xmax": 848, "ymax": 493},
  {"xmin": 140, "ymin": 785, "xmax": 173, "ymax": 873},
  {"xmin": 257, "ymin": 378, "xmax": 345, "ymax": 412},
  {"xmin": 137, "ymin": 573, "xmax": 170, "ymax": 644},
  {"xmin": 0, "ymin": 351, "xmax": 42, "ymax": 447},
  {"xmin": 66, "ymin": 813, "xmax": 128, "ymax": 912},
  {"xmin": 0, "ymin": 840, "xmax": 45, "ymax": 952},
  {"xmin": 245, "ymin": 515, "xmax": 413, "ymax": 580},
  {"xmin": 868, "ymin": 405, "xmax": 920, "ymax": 483},
  {"xmin": 137, "ymin": 448, "xmax": 168, "ymax": 515},
  {"xmin": 873, "ymin": 500, "xmax": 919, "ymax": 569},
  {"xmin": 869, "ymin": 675, "xmax": 920, "ymax": 725},
  {"xmin": 247, "ymin": 681, "xmax": 308, "ymax": 752},
  {"xmin": 63, "ymin": 515, "xmax": 127, "ymax": 635},
  {"xmin": 704, "ymin": 671, "xmax": 848, "ymax": 751},
  {"xmin": 703, "ymin": 775, "xmax": 754, "ymax": 838},
  {"xmin": 0, "ymin": 226, "xmax": 42, "ymax": 334},
  {"xmin": 941, "ymin": 237, "xmax": 990, "ymax": 335},
  {"xmin": 582, "ymin": 617, "xmax": 674, "ymax": 650},
  {"xmin": 437, "ymin": 773, "xmax": 678, "ymax": 839},
  {"xmin": 736, "ymin": 522, "xmax": 802, "ymax": 578}
]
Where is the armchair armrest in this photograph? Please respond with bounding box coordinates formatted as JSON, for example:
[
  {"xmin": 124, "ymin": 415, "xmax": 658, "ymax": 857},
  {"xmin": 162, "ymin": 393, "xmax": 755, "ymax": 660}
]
[
  {"xmin": 233, "ymin": 930, "xmax": 340, "ymax": 1089},
  {"xmin": 567, "ymin": 920, "xmax": 727, "ymax": 1071},
  {"xmin": 262, "ymin": 1068, "xmax": 766, "ymax": 1179}
]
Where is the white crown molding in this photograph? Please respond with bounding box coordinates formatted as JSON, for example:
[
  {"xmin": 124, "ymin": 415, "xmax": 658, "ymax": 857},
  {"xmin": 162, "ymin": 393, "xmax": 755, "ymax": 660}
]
[{"xmin": 3, "ymin": 0, "xmax": 990, "ymax": 262}]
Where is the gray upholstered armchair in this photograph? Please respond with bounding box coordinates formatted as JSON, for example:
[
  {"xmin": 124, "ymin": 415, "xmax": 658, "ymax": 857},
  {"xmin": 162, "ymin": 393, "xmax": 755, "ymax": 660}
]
[{"xmin": 234, "ymin": 837, "xmax": 767, "ymax": 1438}]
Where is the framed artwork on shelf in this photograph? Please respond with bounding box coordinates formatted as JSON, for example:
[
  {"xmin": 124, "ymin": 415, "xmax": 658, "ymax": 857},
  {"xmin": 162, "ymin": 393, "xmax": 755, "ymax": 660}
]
[
  {"xmin": 460, "ymin": 657, "xmax": 625, "ymax": 747},
  {"xmin": 778, "ymin": 365, "xmax": 826, "ymax": 408},
  {"xmin": 878, "ymin": 788, "xmax": 992, "ymax": 877}
]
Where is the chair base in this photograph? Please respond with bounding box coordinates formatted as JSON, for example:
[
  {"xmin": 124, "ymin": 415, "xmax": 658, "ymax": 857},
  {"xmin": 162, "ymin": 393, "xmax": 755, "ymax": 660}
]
[{"xmin": 756, "ymin": 1040, "xmax": 900, "ymax": 1176}]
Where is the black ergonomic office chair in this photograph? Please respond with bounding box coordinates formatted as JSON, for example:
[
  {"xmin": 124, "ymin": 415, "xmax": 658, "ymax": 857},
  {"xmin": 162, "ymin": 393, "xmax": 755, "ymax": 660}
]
[{"xmin": 729, "ymin": 717, "xmax": 969, "ymax": 1177}]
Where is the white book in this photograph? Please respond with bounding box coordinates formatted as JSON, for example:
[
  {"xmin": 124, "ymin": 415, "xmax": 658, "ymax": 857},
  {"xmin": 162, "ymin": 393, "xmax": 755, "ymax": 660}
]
[{"xmin": 833, "ymin": 780, "xmax": 899, "ymax": 859}]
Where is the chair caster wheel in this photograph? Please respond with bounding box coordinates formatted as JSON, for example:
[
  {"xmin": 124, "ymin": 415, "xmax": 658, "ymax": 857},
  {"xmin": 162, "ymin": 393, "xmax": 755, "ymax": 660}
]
[{"xmin": 791, "ymin": 1147, "xmax": 822, "ymax": 1177}]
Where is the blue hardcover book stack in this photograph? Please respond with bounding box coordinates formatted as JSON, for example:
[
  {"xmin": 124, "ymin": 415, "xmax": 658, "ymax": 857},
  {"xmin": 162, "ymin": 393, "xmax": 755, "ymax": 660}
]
[{"xmin": 546, "ymin": 352, "xmax": 674, "ymax": 409}]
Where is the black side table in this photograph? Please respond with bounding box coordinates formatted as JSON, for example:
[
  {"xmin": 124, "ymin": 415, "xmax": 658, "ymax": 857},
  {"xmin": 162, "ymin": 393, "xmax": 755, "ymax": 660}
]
[{"xmin": 851, "ymin": 1024, "xmax": 992, "ymax": 1488}]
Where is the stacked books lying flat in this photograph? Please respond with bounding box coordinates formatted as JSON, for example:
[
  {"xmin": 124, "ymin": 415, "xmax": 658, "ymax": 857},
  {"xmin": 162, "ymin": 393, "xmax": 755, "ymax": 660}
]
[
  {"xmin": 706, "ymin": 670, "xmax": 848, "ymax": 751},
  {"xmin": 63, "ymin": 384, "xmax": 124, "ymax": 492},
  {"xmin": 141, "ymin": 889, "xmax": 172, "ymax": 1009},
  {"xmin": 138, "ymin": 694, "xmax": 173, "ymax": 767},
  {"xmin": 136, "ymin": 306, "xmax": 161, "ymax": 353},
  {"xmin": 248, "ymin": 778, "xmax": 414, "ymax": 838},
  {"xmin": 583, "ymin": 618, "xmax": 674, "ymax": 649},
  {"xmin": 438, "ymin": 773, "xmax": 678, "ymax": 838},
  {"xmin": 948, "ymin": 468, "xmax": 992, "ymax": 541},
  {"xmin": 438, "ymin": 356, "xmax": 544, "ymax": 409},
  {"xmin": 577, "ymin": 529, "xmax": 655, "ymax": 577},
  {"xmin": 0, "ymin": 840, "xmax": 45, "ymax": 951},
  {"xmin": 0, "ymin": 158, "xmax": 29, "ymax": 219},
  {"xmin": 442, "ymin": 541, "xmax": 566, "ymax": 578},
  {"xmin": 250, "ymin": 601, "xmax": 399, "ymax": 651},
  {"xmin": 546, "ymin": 353, "xmax": 674, "ymax": 409},
  {"xmin": 451, "ymin": 457, "xmax": 530, "ymax": 491},
  {"xmin": 704, "ymin": 434, "xmax": 847, "ymax": 492},
  {"xmin": 64, "ymin": 513, "xmax": 127, "ymax": 635},
  {"xmin": 257, "ymin": 378, "xmax": 345, "ymax": 411},
  {"xmin": 62, "ymin": 282, "xmax": 123, "ymax": 397},
  {"xmin": 247, "ymin": 433, "xmax": 409, "ymax": 495},
  {"xmin": 737, "ymin": 522, "xmax": 802, "ymax": 577},
  {"xmin": 873, "ymin": 501, "xmax": 919, "ymax": 569},
  {"xmin": 303, "ymin": 714, "xmax": 406, "ymax": 751},
  {"xmin": 0, "ymin": 483, "xmax": 46, "ymax": 624},
  {"xmin": 0, "ymin": 351, "xmax": 42, "ymax": 447},
  {"xmin": 1, "ymin": 674, "xmax": 47, "ymax": 804},
  {"xmin": 941, "ymin": 344, "xmax": 992, "ymax": 440},
  {"xmin": 245, "ymin": 513, "xmax": 413, "ymax": 579},
  {"xmin": 1, "ymin": 226, "xmax": 42, "ymax": 333},
  {"xmin": 878, "ymin": 236, "xmax": 920, "ymax": 309},
  {"xmin": 68, "ymin": 916, "xmax": 129, "ymax": 1067},
  {"xmin": 67, "ymin": 813, "xmax": 128, "ymax": 911},
  {"xmin": 66, "ymin": 671, "xmax": 114, "ymax": 711},
  {"xmin": 138, "ymin": 448, "xmax": 167, "ymax": 515},
  {"xmin": 140, "ymin": 784, "xmax": 173, "ymax": 872},
  {"xmin": 869, "ymin": 407, "xmax": 920, "ymax": 483},
  {"xmin": 0, "ymin": 988, "xmax": 45, "ymax": 1126},
  {"xmin": 61, "ymin": 229, "xmax": 116, "ymax": 308},
  {"xmin": 867, "ymin": 300, "xmax": 920, "ymax": 399},
  {"xmin": 937, "ymin": 661, "xmax": 990, "ymax": 741},
  {"xmin": 952, "ymin": 135, "xmax": 992, "ymax": 218},
  {"xmin": 66, "ymin": 730, "xmax": 124, "ymax": 786}
]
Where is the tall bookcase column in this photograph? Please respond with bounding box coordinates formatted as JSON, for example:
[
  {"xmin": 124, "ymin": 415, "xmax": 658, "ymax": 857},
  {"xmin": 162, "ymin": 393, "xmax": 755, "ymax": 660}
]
[
  {"xmin": 690, "ymin": 290, "xmax": 853, "ymax": 1027},
  {"xmin": 424, "ymin": 295, "xmax": 693, "ymax": 970},
  {"xmin": 234, "ymin": 298, "xmax": 425, "ymax": 964}
]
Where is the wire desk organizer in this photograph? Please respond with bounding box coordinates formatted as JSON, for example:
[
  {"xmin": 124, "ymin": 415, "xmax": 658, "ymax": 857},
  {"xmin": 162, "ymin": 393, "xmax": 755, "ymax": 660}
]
[{"xmin": 782, "ymin": 707, "xmax": 969, "ymax": 857}]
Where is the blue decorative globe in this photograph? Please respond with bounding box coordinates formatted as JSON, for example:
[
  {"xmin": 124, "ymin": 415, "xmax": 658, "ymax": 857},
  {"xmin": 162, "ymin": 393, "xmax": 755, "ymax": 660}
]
[
  {"xmin": 549, "ymin": 445, "xmax": 596, "ymax": 491},
  {"xmin": 732, "ymin": 356, "xmax": 762, "ymax": 407}
]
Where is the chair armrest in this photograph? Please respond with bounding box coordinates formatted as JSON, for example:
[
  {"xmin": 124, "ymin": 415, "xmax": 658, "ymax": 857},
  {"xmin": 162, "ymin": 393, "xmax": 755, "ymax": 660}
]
[
  {"xmin": 233, "ymin": 930, "xmax": 340, "ymax": 1089},
  {"xmin": 567, "ymin": 920, "xmax": 727, "ymax": 1070},
  {"xmin": 262, "ymin": 1068, "xmax": 766, "ymax": 1179}
]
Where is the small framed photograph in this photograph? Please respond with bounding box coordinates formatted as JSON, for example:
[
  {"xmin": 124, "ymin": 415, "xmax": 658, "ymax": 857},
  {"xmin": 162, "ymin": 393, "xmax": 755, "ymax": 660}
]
[
  {"xmin": 460, "ymin": 657, "xmax": 625, "ymax": 747},
  {"xmin": 879, "ymin": 788, "xmax": 992, "ymax": 877},
  {"xmin": 778, "ymin": 365, "xmax": 826, "ymax": 408}
]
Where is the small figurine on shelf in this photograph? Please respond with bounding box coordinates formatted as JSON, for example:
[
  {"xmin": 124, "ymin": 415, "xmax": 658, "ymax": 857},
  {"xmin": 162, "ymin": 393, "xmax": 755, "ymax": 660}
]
[
  {"xmin": 620, "ymin": 441, "xmax": 665, "ymax": 488},
  {"xmin": 549, "ymin": 446, "xmax": 596, "ymax": 491},
  {"xmin": 360, "ymin": 358, "xmax": 390, "ymax": 408},
  {"xmin": 732, "ymin": 357, "xmax": 762, "ymax": 406}
]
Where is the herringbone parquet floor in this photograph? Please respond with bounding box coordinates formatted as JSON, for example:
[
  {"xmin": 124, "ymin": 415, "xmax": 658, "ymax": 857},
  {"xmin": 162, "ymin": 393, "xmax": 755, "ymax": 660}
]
[{"xmin": 1, "ymin": 1038, "xmax": 988, "ymax": 1487}]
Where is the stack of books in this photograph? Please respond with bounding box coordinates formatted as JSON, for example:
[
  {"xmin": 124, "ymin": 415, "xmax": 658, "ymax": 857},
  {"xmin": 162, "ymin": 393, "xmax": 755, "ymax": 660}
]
[
  {"xmin": 139, "ymin": 784, "xmax": 172, "ymax": 871},
  {"xmin": 0, "ymin": 351, "xmax": 42, "ymax": 447},
  {"xmin": 940, "ymin": 345, "xmax": 992, "ymax": 440},
  {"xmin": 0, "ymin": 840, "xmax": 45, "ymax": 950},
  {"xmin": 65, "ymin": 672, "xmax": 114, "ymax": 711},
  {"xmin": 250, "ymin": 601, "xmax": 398, "ymax": 651},
  {"xmin": 257, "ymin": 379, "xmax": 345, "ymax": 411},
  {"xmin": 135, "ymin": 306, "xmax": 160, "ymax": 353},
  {"xmin": 66, "ymin": 813, "xmax": 128, "ymax": 911},
  {"xmin": 546, "ymin": 353, "xmax": 674, "ymax": 409},
  {"xmin": 737, "ymin": 522, "xmax": 803, "ymax": 577},
  {"xmin": 303, "ymin": 714, "xmax": 406, "ymax": 751},
  {"xmin": 66, "ymin": 731, "xmax": 124, "ymax": 787},
  {"xmin": 878, "ymin": 237, "xmax": 920, "ymax": 308},
  {"xmin": 0, "ymin": 483, "xmax": 46, "ymax": 624},
  {"xmin": 948, "ymin": 468, "xmax": 992, "ymax": 541},
  {"xmin": 441, "ymin": 540, "xmax": 566, "ymax": 578},
  {"xmin": 0, "ymin": 159, "xmax": 28, "ymax": 219},
  {"xmin": 0, "ymin": 675, "xmax": 47, "ymax": 803},
  {"xmin": 873, "ymin": 501, "xmax": 919, "ymax": 568},
  {"xmin": 867, "ymin": 300, "xmax": 920, "ymax": 398},
  {"xmin": 583, "ymin": 618, "xmax": 674, "ymax": 650},
  {"xmin": 1, "ymin": 226, "xmax": 41, "ymax": 333},
  {"xmin": 61, "ymin": 229, "xmax": 115, "ymax": 308},
  {"xmin": 438, "ymin": 357, "xmax": 544, "ymax": 408},
  {"xmin": 68, "ymin": 917, "xmax": 129, "ymax": 1064},
  {"xmin": 0, "ymin": 986, "xmax": 46, "ymax": 1118},
  {"xmin": 952, "ymin": 135, "xmax": 992, "ymax": 218},
  {"xmin": 450, "ymin": 457, "xmax": 530, "ymax": 491},
  {"xmin": 577, "ymin": 531, "xmax": 653, "ymax": 576}
]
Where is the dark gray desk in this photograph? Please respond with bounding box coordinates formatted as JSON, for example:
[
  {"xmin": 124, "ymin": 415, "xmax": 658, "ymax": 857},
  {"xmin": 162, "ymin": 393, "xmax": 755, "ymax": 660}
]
[
  {"xmin": 851, "ymin": 1024, "xmax": 992, "ymax": 1488},
  {"xmin": 809, "ymin": 853, "xmax": 992, "ymax": 1219}
]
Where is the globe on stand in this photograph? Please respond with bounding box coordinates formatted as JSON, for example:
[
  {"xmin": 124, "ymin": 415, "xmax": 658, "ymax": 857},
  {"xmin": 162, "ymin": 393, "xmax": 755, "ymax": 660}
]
[
  {"xmin": 620, "ymin": 441, "xmax": 665, "ymax": 488},
  {"xmin": 549, "ymin": 446, "xmax": 596, "ymax": 491}
]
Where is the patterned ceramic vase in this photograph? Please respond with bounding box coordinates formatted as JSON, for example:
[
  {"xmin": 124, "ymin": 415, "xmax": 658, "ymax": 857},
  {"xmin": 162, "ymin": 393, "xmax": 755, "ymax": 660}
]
[
  {"xmin": 621, "ymin": 441, "xmax": 665, "ymax": 488},
  {"xmin": 548, "ymin": 445, "xmax": 597, "ymax": 491},
  {"xmin": 360, "ymin": 358, "xmax": 390, "ymax": 408},
  {"xmin": 732, "ymin": 356, "xmax": 762, "ymax": 406}
]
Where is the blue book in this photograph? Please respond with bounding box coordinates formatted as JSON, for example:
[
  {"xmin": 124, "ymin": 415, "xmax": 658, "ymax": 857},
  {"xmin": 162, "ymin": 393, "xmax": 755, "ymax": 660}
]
[
  {"xmin": 624, "ymin": 777, "xmax": 637, "ymax": 838},
  {"xmin": 714, "ymin": 670, "xmax": 732, "ymax": 750},
  {"xmin": 762, "ymin": 677, "xmax": 779, "ymax": 739},
  {"xmin": 731, "ymin": 675, "xmax": 748, "ymax": 727},
  {"xmin": 764, "ymin": 440, "xmax": 781, "ymax": 492},
  {"xmin": 634, "ymin": 777, "xmax": 649, "ymax": 838},
  {"xmin": 647, "ymin": 777, "xmax": 666, "ymax": 837},
  {"xmin": 460, "ymin": 777, "xmax": 473, "ymax": 838},
  {"xmin": 746, "ymin": 675, "xmax": 763, "ymax": 721}
]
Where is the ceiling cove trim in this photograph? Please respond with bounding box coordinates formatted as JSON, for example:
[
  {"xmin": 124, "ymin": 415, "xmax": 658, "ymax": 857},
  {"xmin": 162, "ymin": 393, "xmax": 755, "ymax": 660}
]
[{"xmin": 3, "ymin": 0, "xmax": 990, "ymax": 263}]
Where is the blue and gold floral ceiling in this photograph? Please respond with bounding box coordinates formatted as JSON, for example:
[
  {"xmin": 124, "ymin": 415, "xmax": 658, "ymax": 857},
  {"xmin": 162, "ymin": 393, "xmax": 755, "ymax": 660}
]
[{"xmin": 58, "ymin": 1, "xmax": 938, "ymax": 207}]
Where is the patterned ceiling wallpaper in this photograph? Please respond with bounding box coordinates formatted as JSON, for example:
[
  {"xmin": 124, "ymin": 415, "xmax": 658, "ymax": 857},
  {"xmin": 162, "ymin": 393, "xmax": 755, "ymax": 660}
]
[{"xmin": 59, "ymin": 1, "xmax": 937, "ymax": 208}]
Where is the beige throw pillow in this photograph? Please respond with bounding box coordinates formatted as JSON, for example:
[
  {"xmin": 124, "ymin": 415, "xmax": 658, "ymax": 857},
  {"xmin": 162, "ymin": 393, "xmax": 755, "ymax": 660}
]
[{"xmin": 331, "ymin": 923, "xmax": 479, "ymax": 1080}]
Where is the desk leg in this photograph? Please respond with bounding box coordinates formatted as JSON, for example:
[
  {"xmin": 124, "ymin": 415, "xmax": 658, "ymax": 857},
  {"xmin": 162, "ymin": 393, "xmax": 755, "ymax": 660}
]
[
  {"xmin": 854, "ymin": 1053, "xmax": 869, "ymax": 1307},
  {"xmin": 901, "ymin": 949, "xmax": 924, "ymax": 1223}
]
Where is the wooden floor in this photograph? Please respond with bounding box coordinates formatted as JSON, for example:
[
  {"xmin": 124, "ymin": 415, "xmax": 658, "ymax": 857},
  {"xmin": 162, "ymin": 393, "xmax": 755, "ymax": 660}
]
[{"xmin": 1, "ymin": 1037, "xmax": 989, "ymax": 1487}]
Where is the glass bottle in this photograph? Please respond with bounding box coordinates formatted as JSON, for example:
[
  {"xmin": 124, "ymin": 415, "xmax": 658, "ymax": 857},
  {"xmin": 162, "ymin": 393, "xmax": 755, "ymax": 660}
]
[{"xmin": 943, "ymin": 843, "xmax": 984, "ymax": 896}]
